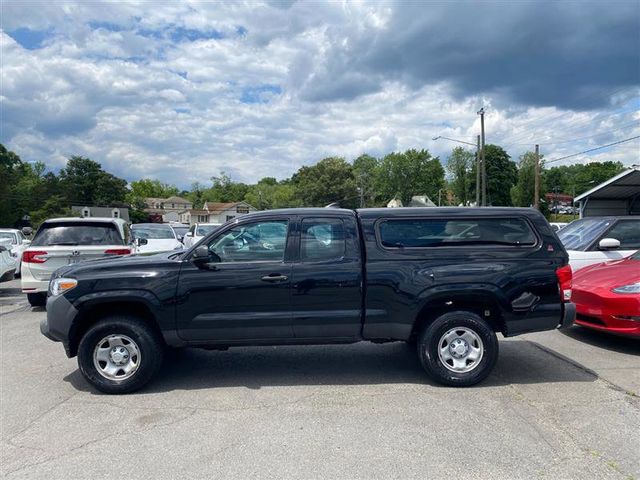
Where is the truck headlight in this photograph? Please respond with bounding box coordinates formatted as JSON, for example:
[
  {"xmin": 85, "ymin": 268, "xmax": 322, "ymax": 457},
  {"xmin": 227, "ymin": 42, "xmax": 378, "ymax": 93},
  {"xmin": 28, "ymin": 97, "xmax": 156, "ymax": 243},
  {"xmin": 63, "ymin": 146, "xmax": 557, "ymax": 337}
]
[
  {"xmin": 612, "ymin": 282, "xmax": 640, "ymax": 294},
  {"xmin": 50, "ymin": 278, "xmax": 78, "ymax": 296}
]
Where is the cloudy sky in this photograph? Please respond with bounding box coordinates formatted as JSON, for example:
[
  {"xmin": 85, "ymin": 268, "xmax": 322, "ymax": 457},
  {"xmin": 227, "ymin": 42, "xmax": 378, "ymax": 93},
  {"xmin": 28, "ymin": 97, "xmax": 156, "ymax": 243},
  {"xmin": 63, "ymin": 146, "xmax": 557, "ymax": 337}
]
[{"xmin": 1, "ymin": 0, "xmax": 639, "ymax": 188}]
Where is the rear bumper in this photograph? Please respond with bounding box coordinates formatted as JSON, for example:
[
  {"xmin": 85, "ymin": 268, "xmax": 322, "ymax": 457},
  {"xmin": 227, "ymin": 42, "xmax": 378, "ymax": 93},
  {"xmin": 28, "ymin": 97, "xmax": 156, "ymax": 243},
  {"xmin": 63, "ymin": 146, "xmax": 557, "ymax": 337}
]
[
  {"xmin": 559, "ymin": 302, "xmax": 576, "ymax": 329},
  {"xmin": 21, "ymin": 278, "xmax": 49, "ymax": 293}
]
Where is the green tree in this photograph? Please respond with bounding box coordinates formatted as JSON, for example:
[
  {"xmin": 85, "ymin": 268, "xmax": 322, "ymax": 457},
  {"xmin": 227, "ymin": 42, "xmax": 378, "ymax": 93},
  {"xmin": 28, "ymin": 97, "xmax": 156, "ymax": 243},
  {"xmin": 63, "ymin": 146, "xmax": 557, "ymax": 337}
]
[
  {"xmin": 244, "ymin": 177, "xmax": 300, "ymax": 210},
  {"xmin": 292, "ymin": 157, "xmax": 358, "ymax": 207},
  {"xmin": 128, "ymin": 179, "xmax": 179, "ymax": 200},
  {"xmin": 201, "ymin": 173, "xmax": 249, "ymax": 203},
  {"xmin": 352, "ymin": 154, "xmax": 380, "ymax": 207},
  {"xmin": 446, "ymin": 147, "xmax": 475, "ymax": 206},
  {"xmin": 511, "ymin": 151, "xmax": 545, "ymax": 207},
  {"xmin": 376, "ymin": 149, "xmax": 445, "ymax": 206},
  {"xmin": 477, "ymin": 145, "xmax": 517, "ymax": 206},
  {"xmin": 58, "ymin": 156, "xmax": 127, "ymax": 206}
]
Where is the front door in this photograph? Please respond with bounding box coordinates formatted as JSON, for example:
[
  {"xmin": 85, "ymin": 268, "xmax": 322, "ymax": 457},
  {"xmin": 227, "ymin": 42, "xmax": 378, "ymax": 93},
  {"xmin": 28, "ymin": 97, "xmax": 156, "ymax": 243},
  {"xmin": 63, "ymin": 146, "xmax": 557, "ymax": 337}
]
[{"xmin": 176, "ymin": 218, "xmax": 293, "ymax": 342}]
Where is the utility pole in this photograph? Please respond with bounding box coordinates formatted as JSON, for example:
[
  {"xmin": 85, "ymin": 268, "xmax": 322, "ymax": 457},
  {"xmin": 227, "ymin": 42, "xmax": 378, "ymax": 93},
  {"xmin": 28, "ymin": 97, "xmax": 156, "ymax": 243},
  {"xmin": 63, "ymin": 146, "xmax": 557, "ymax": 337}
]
[
  {"xmin": 476, "ymin": 134, "xmax": 481, "ymax": 207},
  {"xmin": 534, "ymin": 144, "xmax": 540, "ymax": 209},
  {"xmin": 478, "ymin": 108, "xmax": 487, "ymax": 206}
]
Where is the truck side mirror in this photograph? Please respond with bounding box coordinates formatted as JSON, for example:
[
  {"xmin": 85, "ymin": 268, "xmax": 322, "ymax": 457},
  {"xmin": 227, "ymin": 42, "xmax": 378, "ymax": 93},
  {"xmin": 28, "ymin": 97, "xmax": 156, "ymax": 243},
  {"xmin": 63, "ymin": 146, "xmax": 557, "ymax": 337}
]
[
  {"xmin": 192, "ymin": 245, "xmax": 221, "ymax": 269},
  {"xmin": 598, "ymin": 238, "xmax": 620, "ymax": 250}
]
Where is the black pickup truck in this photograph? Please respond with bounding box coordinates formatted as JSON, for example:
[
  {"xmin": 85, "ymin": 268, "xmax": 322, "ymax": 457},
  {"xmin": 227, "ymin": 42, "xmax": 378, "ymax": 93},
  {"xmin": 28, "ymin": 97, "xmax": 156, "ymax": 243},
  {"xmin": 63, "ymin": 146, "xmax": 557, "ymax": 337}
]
[{"xmin": 41, "ymin": 207, "xmax": 575, "ymax": 393}]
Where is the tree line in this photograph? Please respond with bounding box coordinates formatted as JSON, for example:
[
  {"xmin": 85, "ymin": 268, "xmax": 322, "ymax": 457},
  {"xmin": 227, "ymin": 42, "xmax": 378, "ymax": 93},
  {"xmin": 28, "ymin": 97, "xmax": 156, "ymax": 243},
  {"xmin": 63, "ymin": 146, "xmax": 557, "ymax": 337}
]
[{"xmin": 0, "ymin": 143, "xmax": 625, "ymax": 228}]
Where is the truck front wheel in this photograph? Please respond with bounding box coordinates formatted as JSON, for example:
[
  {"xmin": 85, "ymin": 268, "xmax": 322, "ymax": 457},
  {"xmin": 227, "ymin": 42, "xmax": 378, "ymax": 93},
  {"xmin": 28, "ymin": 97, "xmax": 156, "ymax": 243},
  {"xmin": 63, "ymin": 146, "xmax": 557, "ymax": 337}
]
[
  {"xmin": 417, "ymin": 311, "xmax": 498, "ymax": 387},
  {"xmin": 77, "ymin": 315, "xmax": 164, "ymax": 394}
]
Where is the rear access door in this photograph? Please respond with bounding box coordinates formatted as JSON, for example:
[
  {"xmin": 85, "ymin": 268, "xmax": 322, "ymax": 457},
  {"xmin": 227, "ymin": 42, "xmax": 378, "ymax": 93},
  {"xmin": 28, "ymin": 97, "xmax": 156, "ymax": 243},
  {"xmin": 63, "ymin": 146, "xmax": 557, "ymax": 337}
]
[{"xmin": 289, "ymin": 215, "xmax": 363, "ymax": 340}]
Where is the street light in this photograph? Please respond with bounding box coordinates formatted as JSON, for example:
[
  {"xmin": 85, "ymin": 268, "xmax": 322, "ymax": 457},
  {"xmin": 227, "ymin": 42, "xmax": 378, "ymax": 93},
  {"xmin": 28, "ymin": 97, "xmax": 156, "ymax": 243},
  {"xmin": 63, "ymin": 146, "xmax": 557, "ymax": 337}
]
[{"xmin": 432, "ymin": 136, "xmax": 476, "ymax": 147}]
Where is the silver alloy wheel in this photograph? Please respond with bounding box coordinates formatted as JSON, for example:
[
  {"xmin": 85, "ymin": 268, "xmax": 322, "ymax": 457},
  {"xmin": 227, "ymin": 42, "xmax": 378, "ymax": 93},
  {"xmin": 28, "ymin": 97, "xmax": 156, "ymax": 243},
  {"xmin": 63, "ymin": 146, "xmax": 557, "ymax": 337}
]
[
  {"xmin": 93, "ymin": 334, "xmax": 141, "ymax": 381},
  {"xmin": 437, "ymin": 327, "xmax": 484, "ymax": 373}
]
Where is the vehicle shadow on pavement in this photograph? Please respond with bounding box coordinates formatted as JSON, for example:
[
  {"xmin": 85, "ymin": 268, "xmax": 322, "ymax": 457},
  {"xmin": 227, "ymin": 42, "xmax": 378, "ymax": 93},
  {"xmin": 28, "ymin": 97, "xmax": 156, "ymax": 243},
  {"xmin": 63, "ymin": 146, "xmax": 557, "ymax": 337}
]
[
  {"xmin": 64, "ymin": 339, "xmax": 596, "ymax": 394},
  {"xmin": 560, "ymin": 326, "xmax": 640, "ymax": 355}
]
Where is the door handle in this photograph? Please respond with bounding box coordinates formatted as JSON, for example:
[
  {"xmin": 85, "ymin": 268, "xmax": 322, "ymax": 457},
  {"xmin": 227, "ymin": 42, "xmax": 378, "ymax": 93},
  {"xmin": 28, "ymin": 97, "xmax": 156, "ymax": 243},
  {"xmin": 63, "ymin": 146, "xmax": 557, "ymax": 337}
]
[{"xmin": 261, "ymin": 274, "xmax": 288, "ymax": 282}]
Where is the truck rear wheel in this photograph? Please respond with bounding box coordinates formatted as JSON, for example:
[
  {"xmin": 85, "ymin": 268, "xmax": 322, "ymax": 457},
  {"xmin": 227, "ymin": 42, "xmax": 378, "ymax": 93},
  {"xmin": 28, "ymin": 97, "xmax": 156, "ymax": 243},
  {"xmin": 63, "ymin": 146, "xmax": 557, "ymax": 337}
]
[
  {"xmin": 417, "ymin": 311, "xmax": 498, "ymax": 387},
  {"xmin": 77, "ymin": 315, "xmax": 164, "ymax": 394}
]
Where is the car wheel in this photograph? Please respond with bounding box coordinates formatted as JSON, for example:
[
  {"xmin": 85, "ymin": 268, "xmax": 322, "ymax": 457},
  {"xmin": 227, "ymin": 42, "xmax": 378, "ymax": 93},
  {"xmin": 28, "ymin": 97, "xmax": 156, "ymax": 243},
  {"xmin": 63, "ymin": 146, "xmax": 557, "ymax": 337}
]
[
  {"xmin": 27, "ymin": 292, "xmax": 46, "ymax": 307},
  {"xmin": 417, "ymin": 311, "xmax": 498, "ymax": 387},
  {"xmin": 77, "ymin": 315, "xmax": 164, "ymax": 394}
]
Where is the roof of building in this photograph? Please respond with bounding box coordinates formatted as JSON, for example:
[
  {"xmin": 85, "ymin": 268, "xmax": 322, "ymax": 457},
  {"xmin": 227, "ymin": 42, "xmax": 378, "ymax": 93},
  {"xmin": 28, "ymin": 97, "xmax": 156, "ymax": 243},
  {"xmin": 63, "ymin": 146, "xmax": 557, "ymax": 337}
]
[
  {"xmin": 203, "ymin": 201, "xmax": 255, "ymax": 213},
  {"xmin": 574, "ymin": 167, "xmax": 640, "ymax": 202},
  {"xmin": 145, "ymin": 196, "xmax": 191, "ymax": 204}
]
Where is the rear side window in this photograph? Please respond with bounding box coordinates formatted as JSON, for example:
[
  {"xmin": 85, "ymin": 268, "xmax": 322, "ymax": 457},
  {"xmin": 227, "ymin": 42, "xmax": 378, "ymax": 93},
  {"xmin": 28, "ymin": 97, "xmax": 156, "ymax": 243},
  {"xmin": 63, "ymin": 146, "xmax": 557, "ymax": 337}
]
[
  {"xmin": 378, "ymin": 217, "xmax": 536, "ymax": 248},
  {"xmin": 32, "ymin": 222, "xmax": 123, "ymax": 246},
  {"xmin": 300, "ymin": 218, "xmax": 346, "ymax": 261},
  {"xmin": 604, "ymin": 220, "xmax": 640, "ymax": 249}
]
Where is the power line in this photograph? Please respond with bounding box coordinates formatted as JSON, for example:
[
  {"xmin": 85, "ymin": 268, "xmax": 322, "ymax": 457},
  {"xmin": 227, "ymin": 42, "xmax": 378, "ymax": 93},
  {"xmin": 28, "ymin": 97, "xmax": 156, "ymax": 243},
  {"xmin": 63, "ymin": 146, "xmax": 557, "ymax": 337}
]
[
  {"xmin": 505, "ymin": 120, "xmax": 640, "ymax": 146},
  {"xmin": 545, "ymin": 135, "xmax": 640, "ymax": 165}
]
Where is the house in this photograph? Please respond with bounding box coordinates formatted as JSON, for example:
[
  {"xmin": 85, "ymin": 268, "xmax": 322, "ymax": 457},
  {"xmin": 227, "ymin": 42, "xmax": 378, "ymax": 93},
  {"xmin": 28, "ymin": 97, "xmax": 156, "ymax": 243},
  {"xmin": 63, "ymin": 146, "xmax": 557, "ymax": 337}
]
[
  {"xmin": 72, "ymin": 206, "xmax": 130, "ymax": 222},
  {"xmin": 574, "ymin": 166, "xmax": 640, "ymax": 217},
  {"xmin": 143, "ymin": 196, "xmax": 192, "ymax": 223},
  {"xmin": 179, "ymin": 201, "xmax": 257, "ymax": 225}
]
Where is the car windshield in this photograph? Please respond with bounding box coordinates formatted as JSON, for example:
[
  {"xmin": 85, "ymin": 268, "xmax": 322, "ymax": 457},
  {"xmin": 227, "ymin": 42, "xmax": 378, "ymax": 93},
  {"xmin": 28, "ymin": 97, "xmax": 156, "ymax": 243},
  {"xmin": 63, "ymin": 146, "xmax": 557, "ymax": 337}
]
[
  {"xmin": 132, "ymin": 225, "xmax": 176, "ymax": 240},
  {"xmin": 197, "ymin": 224, "xmax": 220, "ymax": 236},
  {"xmin": 32, "ymin": 222, "xmax": 123, "ymax": 246},
  {"xmin": 0, "ymin": 232, "xmax": 17, "ymax": 244},
  {"xmin": 630, "ymin": 250, "xmax": 640, "ymax": 260},
  {"xmin": 557, "ymin": 218, "xmax": 613, "ymax": 251},
  {"xmin": 172, "ymin": 226, "xmax": 188, "ymax": 237}
]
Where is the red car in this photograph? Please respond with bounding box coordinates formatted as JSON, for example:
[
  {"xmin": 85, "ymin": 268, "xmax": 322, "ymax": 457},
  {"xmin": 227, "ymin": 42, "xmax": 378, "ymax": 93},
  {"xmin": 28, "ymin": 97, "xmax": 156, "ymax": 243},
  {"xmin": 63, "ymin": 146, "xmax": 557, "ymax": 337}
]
[{"xmin": 572, "ymin": 251, "xmax": 640, "ymax": 337}]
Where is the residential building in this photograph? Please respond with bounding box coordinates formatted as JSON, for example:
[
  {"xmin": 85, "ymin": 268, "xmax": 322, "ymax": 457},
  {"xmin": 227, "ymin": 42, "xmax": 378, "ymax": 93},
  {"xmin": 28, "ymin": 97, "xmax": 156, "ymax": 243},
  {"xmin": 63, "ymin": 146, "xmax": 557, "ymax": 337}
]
[
  {"xmin": 180, "ymin": 201, "xmax": 257, "ymax": 225},
  {"xmin": 72, "ymin": 205, "xmax": 130, "ymax": 222},
  {"xmin": 144, "ymin": 196, "xmax": 192, "ymax": 223}
]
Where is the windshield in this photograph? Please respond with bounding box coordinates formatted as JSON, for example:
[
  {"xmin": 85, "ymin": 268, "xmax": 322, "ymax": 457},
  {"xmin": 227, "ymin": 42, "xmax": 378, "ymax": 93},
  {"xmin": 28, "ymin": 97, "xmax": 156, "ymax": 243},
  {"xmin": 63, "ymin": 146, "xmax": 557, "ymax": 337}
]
[
  {"xmin": 197, "ymin": 224, "xmax": 221, "ymax": 236},
  {"xmin": 557, "ymin": 218, "xmax": 613, "ymax": 251},
  {"xmin": 0, "ymin": 232, "xmax": 17, "ymax": 245},
  {"xmin": 172, "ymin": 226, "xmax": 188, "ymax": 237},
  {"xmin": 32, "ymin": 222, "xmax": 123, "ymax": 246},
  {"xmin": 132, "ymin": 225, "xmax": 176, "ymax": 240}
]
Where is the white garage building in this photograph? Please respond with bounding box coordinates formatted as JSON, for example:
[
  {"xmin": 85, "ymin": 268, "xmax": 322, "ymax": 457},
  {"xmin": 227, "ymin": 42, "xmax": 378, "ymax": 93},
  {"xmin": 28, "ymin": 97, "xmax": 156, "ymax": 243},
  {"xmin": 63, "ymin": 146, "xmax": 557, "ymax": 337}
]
[{"xmin": 574, "ymin": 166, "xmax": 640, "ymax": 218}]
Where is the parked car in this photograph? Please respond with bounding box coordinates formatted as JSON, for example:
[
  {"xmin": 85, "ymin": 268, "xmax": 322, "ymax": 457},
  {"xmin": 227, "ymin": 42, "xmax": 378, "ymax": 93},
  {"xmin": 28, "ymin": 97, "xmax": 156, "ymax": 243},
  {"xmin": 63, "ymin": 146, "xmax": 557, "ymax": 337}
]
[
  {"xmin": 573, "ymin": 252, "xmax": 640, "ymax": 337},
  {"xmin": 168, "ymin": 223, "xmax": 189, "ymax": 243},
  {"xmin": 0, "ymin": 244, "xmax": 17, "ymax": 282},
  {"xmin": 21, "ymin": 218, "xmax": 133, "ymax": 307},
  {"xmin": 0, "ymin": 228, "xmax": 31, "ymax": 276},
  {"xmin": 557, "ymin": 216, "xmax": 640, "ymax": 271},
  {"xmin": 41, "ymin": 207, "xmax": 575, "ymax": 393},
  {"xmin": 131, "ymin": 223, "xmax": 184, "ymax": 254},
  {"xmin": 183, "ymin": 223, "xmax": 221, "ymax": 248}
]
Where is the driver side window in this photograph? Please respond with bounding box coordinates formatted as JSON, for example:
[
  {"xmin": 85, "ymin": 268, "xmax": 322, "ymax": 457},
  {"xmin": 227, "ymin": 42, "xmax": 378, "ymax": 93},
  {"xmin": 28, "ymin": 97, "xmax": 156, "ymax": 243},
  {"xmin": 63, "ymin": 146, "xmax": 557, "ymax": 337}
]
[{"xmin": 207, "ymin": 220, "xmax": 288, "ymax": 263}]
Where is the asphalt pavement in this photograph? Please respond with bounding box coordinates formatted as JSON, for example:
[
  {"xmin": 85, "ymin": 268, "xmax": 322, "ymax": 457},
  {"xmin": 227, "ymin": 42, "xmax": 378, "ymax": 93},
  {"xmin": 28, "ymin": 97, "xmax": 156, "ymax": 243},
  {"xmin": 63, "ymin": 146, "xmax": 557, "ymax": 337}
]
[{"xmin": 1, "ymin": 279, "xmax": 639, "ymax": 479}]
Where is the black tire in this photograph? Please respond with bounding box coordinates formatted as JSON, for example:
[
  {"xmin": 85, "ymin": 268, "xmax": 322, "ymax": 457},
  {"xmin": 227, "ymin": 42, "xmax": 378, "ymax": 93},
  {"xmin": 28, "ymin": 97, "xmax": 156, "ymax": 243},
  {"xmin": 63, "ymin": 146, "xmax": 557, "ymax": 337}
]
[
  {"xmin": 417, "ymin": 311, "xmax": 498, "ymax": 387},
  {"xmin": 27, "ymin": 292, "xmax": 46, "ymax": 307},
  {"xmin": 77, "ymin": 315, "xmax": 164, "ymax": 394}
]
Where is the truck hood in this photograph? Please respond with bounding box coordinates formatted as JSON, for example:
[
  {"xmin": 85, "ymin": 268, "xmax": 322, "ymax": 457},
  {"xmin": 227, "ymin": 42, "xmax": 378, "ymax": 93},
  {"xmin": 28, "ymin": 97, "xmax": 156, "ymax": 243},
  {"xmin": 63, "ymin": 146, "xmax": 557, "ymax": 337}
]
[{"xmin": 54, "ymin": 251, "xmax": 180, "ymax": 279}]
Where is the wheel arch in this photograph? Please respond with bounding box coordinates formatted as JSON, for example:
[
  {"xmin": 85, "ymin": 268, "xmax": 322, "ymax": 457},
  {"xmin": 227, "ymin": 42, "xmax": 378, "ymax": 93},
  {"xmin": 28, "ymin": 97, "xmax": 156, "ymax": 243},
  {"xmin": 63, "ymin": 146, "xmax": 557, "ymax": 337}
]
[
  {"xmin": 68, "ymin": 297, "xmax": 164, "ymax": 357},
  {"xmin": 410, "ymin": 288, "xmax": 506, "ymax": 342}
]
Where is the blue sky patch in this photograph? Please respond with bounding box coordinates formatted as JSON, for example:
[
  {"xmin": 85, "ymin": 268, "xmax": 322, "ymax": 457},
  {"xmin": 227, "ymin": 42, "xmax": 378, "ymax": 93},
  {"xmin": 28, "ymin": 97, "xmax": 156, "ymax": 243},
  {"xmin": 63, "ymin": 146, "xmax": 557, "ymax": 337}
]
[
  {"xmin": 7, "ymin": 27, "xmax": 53, "ymax": 50},
  {"xmin": 169, "ymin": 27, "xmax": 224, "ymax": 43},
  {"xmin": 88, "ymin": 21, "xmax": 124, "ymax": 32},
  {"xmin": 240, "ymin": 85, "xmax": 283, "ymax": 104}
]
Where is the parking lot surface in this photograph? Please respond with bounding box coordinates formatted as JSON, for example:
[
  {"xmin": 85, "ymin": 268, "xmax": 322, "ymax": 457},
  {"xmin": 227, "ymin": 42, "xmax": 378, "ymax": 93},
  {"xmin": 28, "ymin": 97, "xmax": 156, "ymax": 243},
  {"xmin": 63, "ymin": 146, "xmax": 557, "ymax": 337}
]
[{"xmin": 1, "ymin": 280, "xmax": 639, "ymax": 480}]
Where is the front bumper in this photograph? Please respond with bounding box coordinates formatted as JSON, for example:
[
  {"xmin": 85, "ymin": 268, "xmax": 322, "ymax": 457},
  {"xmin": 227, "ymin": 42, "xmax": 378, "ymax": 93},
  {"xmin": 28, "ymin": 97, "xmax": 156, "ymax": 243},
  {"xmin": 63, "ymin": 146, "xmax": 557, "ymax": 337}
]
[
  {"xmin": 559, "ymin": 302, "xmax": 576, "ymax": 329},
  {"xmin": 41, "ymin": 294, "xmax": 78, "ymax": 357}
]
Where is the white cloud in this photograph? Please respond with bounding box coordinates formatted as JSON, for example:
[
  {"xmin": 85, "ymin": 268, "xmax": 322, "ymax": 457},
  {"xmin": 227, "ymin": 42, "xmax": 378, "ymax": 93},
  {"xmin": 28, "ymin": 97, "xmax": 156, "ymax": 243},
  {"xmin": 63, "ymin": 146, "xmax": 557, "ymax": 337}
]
[{"xmin": 1, "ymin": 1, "xmax": 638, "ymax": 189}]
